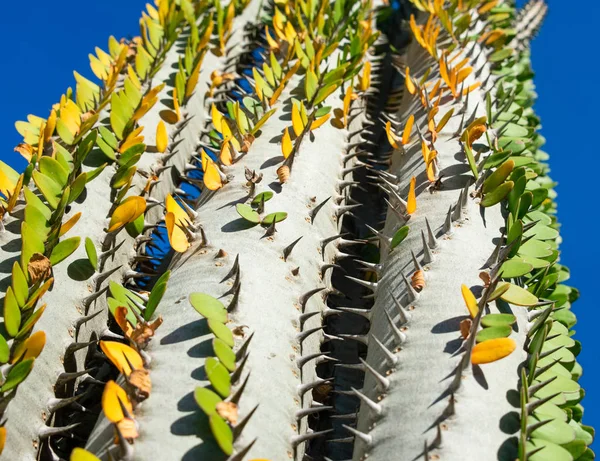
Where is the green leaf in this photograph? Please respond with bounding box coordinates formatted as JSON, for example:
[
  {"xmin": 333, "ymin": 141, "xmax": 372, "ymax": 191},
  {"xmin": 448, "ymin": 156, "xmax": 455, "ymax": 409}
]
[
  {"xmin": 3, "ymin": 288, "xmax": 20, "ymax": 337},
  {"xmin": 21, "ymin": 222, "xmax": 45, "ymax": 272},
  {"xmin": 482, "ymin": 160, "xmax": 514, "ymax": 194},
  {"xmin": 145, "ymin": 271, "xmax": 170, "ymax": 321},
  {"xmin": 518, "ymin": 239, "xmax": 552, "ymax": 258},
  {"xmin": 125, "ymin": 213, "xmax": 145, "ymax": 238},
  {"xmin": 498, "ymin": 282, "xmax": 538, "ymax": 306},
  {"xmin": 500, "ymin": 259, "xmax": 533, "ymax": 278},
  {"xmin": 50, "ymin": 237, "xmax": 81, "ymax": 265},
  {"xmin": 86, "ymin": 163, "xmax": 107, "ymax": 183},
  {"xmin": 391, "ymin": 226, "xmax": 410, "ymax": 249},
  {"xmin": 251, "ymin": 191, "xmax": 274, "ymax": 206},
  {"xmin": 526, "ymin": 438, "xmax": 573, "ymax": 461},
  {"xmin": 314, "ymin": 82, "xmax": 340, "ymax": 106},
  {"xmin": 68, "ymin": 172, "xmax": 87, "ymax": 203},
  {"xmin": 209, "ymin": 415, "xmax": 233, "ymax": 455},
  {"xmin": 236, "ymin": 203, "xmax": 260, "ymax": 224},
  {"xmin": 56, "ymin": 119, "xmax": 76, "ymax": 145},
  {"xmin": 481, "ymin": 313, "xmax": 516, "ymax": 328},
  {"xmin": 530, "ymin": 416, "xmax": 576, "ymax": 445},
  {"xmin": 251, "ymin": 108, "xmax": 277, "ymax": 135},
  {"xmin": 0, "ymin": 334, "xmax": 9, "ymax": 364},
  {"xmin": 0, "ymin": 359, "xmax": 35, "ymax": 392},
  {"xmin": 85, "ymin": 237, "xmax": 98, "ymax": 270},
  {"xmin": 194, "ymin": 387, "xmax": 222, "ymax": 416},
  {"xmin": 524, "ymin": 223, "xmax": 559, "ymax": 241},
  {"xmin": 315, "ymin": 106, "xmax": 332, "ymax": 117},
  {"xmin": 205, "ymin": 357, "xmax": 231, "ymax": 398},
  {"xmin": 99, "ymin": 126, "xmax": 119, "ymax": 150},
  {"xmin": 189, "ymin": 293, "xmax": 228, "ymax": 322},
  {"xmin": 32, "ymin": 170, "xmax": 62, "ymax": 209},
  {"xmin": 489, "ymin": 48, "xmax": 513, "ymax": 62},
  {"xmin": 16, "ymin": 304, "xmax": 46, "ymax": 339},
  {"xmin": 475, "ymin": 326, "xmax": 512, "ymax": 343},
  {"xmin": 213, "ymin": 338, "xmax": 236, "ymax": 371},
  {"xmin": 481, "ymin": 181, "xmax": 513, "ymax": 207},
  {"xmin": 208, "ymin": 320, "xmax": 234, "ymax": 347},
  {"xmin": 12, "ymin": 262, "xmax": 29, "ymax": 307},
  {"xmin": 97, "ymin": 137, "xmax": 117, "ymax": 161},
  {"xmin": 39, "ymin": 157, "xmax": 69, "ymax": 186},
  {"xmin": 262, "ymin": 212, "xmax": 288, "ymax": 225},
  {"xmin": 463, "ymin": 142, "xmax": 478, "ymax": 179},
  {"xmin": 305, "ymin": 69, "xmax": 318, "ymax": 101}
]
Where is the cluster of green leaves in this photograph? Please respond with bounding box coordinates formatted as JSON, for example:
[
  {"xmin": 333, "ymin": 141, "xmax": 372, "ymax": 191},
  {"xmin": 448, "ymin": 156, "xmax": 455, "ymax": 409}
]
[
  {"xmin": 474, "ymin": 6, "xmax": 594, "ymax": 461},
  {"xmin": 190, "ymin": 292, "xmax": 241, "ymax": 456},
  {"xmin": 236, "ymin": 191, "xmax": 288, "ymax": 226}
]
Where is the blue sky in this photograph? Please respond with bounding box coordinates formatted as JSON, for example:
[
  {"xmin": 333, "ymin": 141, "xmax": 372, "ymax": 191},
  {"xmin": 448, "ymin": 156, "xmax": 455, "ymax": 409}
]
[{"xmin": 1, "ymin": 0, "xmax": 598, "ymax": 441}]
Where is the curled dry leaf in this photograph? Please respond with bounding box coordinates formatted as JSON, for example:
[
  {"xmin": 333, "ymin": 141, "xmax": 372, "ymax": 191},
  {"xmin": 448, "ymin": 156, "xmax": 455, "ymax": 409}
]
[
  {"xmin": 411, "ymin": 270, "xmax": 425, "ymax": 292},
  {"xmin": 128, "ymin": 368, "xmax": 152, "ymax": 401},
  {"xmin": 277, "ymin": 165, "xmax": 290, "ymax": 184},
  {"xmin": 479, "ymin": 271, "xmax": 491, "ymax": 287},
  {"xmin": 14, "ymin": 143, "xmax": 33, "ymax": 162},
  {"xmin": 131, "ymin": 317, "xmax": 163, "ymax": 349},
  {"xmin": 116, "ymin": 417, "xmax": 139, "ymax": 442},
  {"xmin": 460, "ymin": 318, "xmax": 472, "ymax": 339},
  {"xmin": 216, "ymin": 401, "xmax": 238, "ymax": 425},
  {"xmin": 27, "ymin": 253, "xmax": 52, "ymax": 284}
]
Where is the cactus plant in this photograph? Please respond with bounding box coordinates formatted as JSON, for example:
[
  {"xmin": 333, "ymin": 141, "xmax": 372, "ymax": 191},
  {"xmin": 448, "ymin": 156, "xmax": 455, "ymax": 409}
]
[{"xmin": 0, "ymin": 0, "xmax": 593, "ymax": 460}]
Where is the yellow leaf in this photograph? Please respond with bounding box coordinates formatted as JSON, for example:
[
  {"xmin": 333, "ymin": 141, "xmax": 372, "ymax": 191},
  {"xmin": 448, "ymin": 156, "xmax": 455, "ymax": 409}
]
[
  {"xmin": 457, "ymin": 66, "xmax": 473, "ymax": 84},
  {"xmin": 59, "ymin": 212, "xmax": 82, "ymax": 237},
  {"xmin": 45, "ymin": 109, "xmax": 57, "ymax": 143},
  {"xmin": 166, "ymin": 211, "xmax": 190, "ymax": 253},
  {"xmin": 108, "ymin": 196, "xmax": 147, "ymax": 232},
  {"xmin": 221, "ymin": 119, "xmax": 241, "ymax": 151},
  {"xmin": 426, "ymin": 150, "xmax": 437, "ymax": 182},
  {"xmin": 119, "ymin": 126, "xmax": 145, "ymax": 153},
  {"xmin": 102, "ymin": 380, "xmax": 133, "ymax": 423},
  {"xmin": 462, "ymin": 81, "xmax": 481, "ymax": 96},
  {"xmin": 165, "ymin": 194, "xmax": 191, "ymax": 227},
  {"xmin": 478, "ymin": 0, "xmax": 499, "ymax": 14},
  {"xmin": 461, "ymin": 284, "xmax": 479, "ymax": 318},
  {"xmin": 359, "ymin": 61, "xmax": 371, "ymax": 92},
  {"xmin": 99, "ymin": 340, "xmax": 144, "ymax": 376},
  {"xmin": 310, "ymin": 114, "xmax": 330, "ymax": 130},
  {"xmin": 0, "ymin": 427, "xmax": 5, "ymax": 456},
  {"xmin": 70, "ymin": 448, "xmax": 101, "ymax": 461},
  {"xmin": 281, "ymin": 127, "xmax": 293, "ymax": 159},
  {"xmin": 220, "ymin": 140, "xmax": 234, "ymax": 166},
  {"xmin": 264, "ymin": 25, "xmax": 280, "ymax": 50},
  {"xmin": 405, "ymin": 67, "xmax": 416, "ymax": 95},
  {"xmin": 156, "ymin": 120, "xmax": 168, "ymax": 153},
  {"xmin": 203, "ymin": 156, "xmax": 224, "ymax": 191},
  {"xmin": 173, "ymin": 87, "xmax": 181, "ymax": 122},
  {"xmin": 385, "ymin": 121, "xmax": 400, "ymax": 149},
  {"xmin": 291, "ymin": 103, "xmax": 304, "ymax": 136},
  {"xmin": 436, "ymin": 108, "xmax": 454, "ymax": 133},
  {"xmin": 212, "ymin": 104, "xmax": 224, "ymax": 134},
  {"xmin": 402, "ymin": 115, "xmax": 414, "ymax": 145},
  {"xmin": 406, "ymin": 176, "xmax": 417, "ymax": 214},
  {"xmin": 11, "ymin": 331, "xmax": 46, "ymax": 363},
  {"xmin": 60, "ymin": 100, "xmax": 82, "ymax": 136},
  {"xmin": 471, "ymin": 337, "xmax": 516, "ymax": 365},
  {"xmin": 343, "ymin": 85, "xmax": 354, "ymax": 127}
]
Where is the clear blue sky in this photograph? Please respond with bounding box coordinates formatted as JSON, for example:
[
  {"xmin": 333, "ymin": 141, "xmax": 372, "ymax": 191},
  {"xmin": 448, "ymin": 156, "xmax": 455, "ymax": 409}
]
[{"xmin": 1, "ymin": 0, "xmax": 598, "ymax": 440}]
